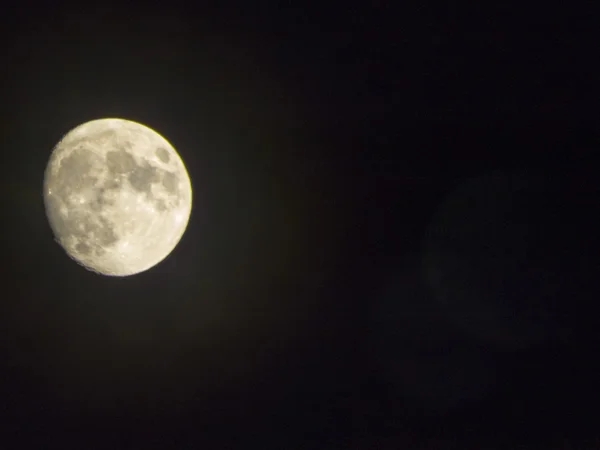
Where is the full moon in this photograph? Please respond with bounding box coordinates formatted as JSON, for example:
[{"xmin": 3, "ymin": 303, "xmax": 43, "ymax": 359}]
[{"xmin": 43, "ymin": 118, "xmax": 192, "ymax": 276}]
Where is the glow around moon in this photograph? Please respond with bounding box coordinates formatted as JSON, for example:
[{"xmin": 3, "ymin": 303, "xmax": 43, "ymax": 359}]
[{"xmin": 44, "ymin": 118, "xmax": 192, "ymax": 276}]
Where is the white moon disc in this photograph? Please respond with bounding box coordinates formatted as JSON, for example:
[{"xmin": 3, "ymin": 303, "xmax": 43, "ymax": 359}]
[{"xmin": 43, "ymin": 118, "xmax": 193, "ymax": 276}]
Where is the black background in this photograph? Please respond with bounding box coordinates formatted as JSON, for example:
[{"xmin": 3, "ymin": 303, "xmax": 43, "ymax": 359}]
[{"xmin": 1, "ymin": 3, "xmax": 600, "ymax": 449}]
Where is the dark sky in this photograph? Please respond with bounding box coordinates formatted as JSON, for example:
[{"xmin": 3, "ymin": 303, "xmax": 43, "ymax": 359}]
[{"xmin": 1, "ymin": 3, "xmax": 599, "ymax": 449}]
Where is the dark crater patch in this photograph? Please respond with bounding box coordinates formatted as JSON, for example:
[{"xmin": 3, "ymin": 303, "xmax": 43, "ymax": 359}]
[
  {"xmin": 161, "ymin": 171, "xmax": 179, "ymax": 195},
  {"xmin": 96, "ymin": 216, "xmax": 120, "ymax": 247},
  {"xmin": 106, "ymin": 150, "xmax": 137, "ymax": 174},
  {"xmin": 128, "ymin": 164, "xmax": 160, "ymax": 194},
  {"xmin": 155, "ymin": 147, "xmax": 170, "ymax": 163},
  {"xmin": 75, "ymin": 241, "xmax": 91, "ymax": 255},
  {"xmin": 104, "ymin": 178, "xmax": 122, "ymax": 191},
  {"xmin": 103, "ymin": 146, "xmax": 180, "ymax": 213},
  {"xmin": 88, "ymin": 187, "xmax": 115, "ymax": 213}
]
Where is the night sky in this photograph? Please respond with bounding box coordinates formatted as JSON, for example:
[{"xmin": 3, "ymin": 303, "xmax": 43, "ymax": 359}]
[{"xmin": 1, "ymin": 3, "xmax": 600, "ymax": 449}]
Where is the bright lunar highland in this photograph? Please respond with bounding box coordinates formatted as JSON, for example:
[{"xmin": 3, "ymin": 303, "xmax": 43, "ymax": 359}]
[{"xmin": 43, "ymin": 118, "xmax": 192, "ymax": 276}]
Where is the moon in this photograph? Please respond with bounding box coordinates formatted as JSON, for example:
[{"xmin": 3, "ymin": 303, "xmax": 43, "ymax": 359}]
[{"xmin": 43, "ymin": 118, "xmax": 192, "ymax": 276}]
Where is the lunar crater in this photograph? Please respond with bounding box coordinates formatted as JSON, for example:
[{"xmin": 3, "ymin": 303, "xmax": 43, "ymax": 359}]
[
  {"xmin": 155, "ymin": 147, "xmax": 170, "ymax": 163},
  {"xmin": 106, "ymin": 149, "xmax": 137, "ymax": 174},
  {"xmin": 128, "ymin": 163, "xmax": 160, "ymax": 193}
]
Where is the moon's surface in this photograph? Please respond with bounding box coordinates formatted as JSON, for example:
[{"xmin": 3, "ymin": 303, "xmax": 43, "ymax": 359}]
[{"xmin": 44, "ymin": 118, "xmax": 192, "ymax": 276}]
